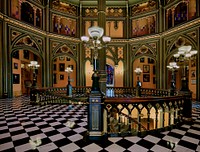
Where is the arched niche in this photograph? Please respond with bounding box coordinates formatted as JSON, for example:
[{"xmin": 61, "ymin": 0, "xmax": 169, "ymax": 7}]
[
  {"xmin": 12, "ymin": 50, "xmax": 42, "ymax": 97},
  {"xmin": 21, "ymin": 2, "xmax": 34, "ymax": 25},
  {"xmin": 166, "ymin": 37, "xmax": 197, "ymax": 99},
  {"xmin": 133, "ymin": 56, "xmax": 156, "ymax": 89},
  {"xmin": 53, "ymin": 56, "xmax": 76, "ymax": 87}
]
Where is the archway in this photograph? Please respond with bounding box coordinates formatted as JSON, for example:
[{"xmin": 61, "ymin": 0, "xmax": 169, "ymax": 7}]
[{"xmin": 12, "ymin": 50, "xmax": 42, "ymax": 97}]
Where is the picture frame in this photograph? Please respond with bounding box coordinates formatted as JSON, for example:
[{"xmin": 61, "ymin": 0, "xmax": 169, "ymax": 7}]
[
  {"xmin": 191, "ymin": 60, "xmax": 196, "ymax": 67},
  {"xmin": 59, "ymin": 63, "xmax": 65, "ymax": 71},
  {"xmin": 191, "ymin": 79, "xmax": 196, "ymax": 85},
  {"xmin": 60, "ymin": 74, "xmax": 64, "ymax": 80},
  {"xmin": 53, "ymin": 64, "xmax": 56, "ymax": 71},
  {"xmin": 13, "ymin": 51, "xmax": 19, "ymax": 59},
  {"xmin": 143, "ymin": 74, "xmax": 150, "ymax": 82},
  {"xmin": 143, "ymin": 65, "xmax": 150, "ymax": 73},
  {"xmin": 53, "ymin": 73, "xmax": 57, "ymax": 84},
  {"xmin": 153, "ymin": 77, "xmax": 156, "ymax": 84},
  {"xmin": 23, "ymin": 50, "xmax": 29, "ymax": 59},
  {"xmin": 14, "ymin": 63, "xmax": 18, "ymax": 69},
  {"xmin": 140, "ymin": 57, "xmax": 145, "ymax": 63},
  {"xmin": 191, "ymin": 70, "xmax": 196, "ymax": 78},
  {"xmin": 13, "ymin": 74, "xmax": 20, "ymax": 84}
]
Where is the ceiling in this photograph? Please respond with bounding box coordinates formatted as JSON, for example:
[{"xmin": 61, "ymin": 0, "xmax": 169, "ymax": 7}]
[{"xmin": 63, "ymin": 0, "xmax": 147, "ymax": 6}]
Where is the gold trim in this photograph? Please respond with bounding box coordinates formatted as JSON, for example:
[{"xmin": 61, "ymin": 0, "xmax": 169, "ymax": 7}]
[
  {"xmin": 1, "ymin": 14, "xmax": 200, "ymax": 43},
  {"xmin": 88, "ymin": 131, "xmax": 104, "ymax": 136}
]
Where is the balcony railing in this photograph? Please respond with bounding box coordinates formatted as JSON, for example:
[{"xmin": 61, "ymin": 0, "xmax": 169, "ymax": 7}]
[{"xmin": 29, "ymin": 86, "xmax": 187, "ymax": 137}]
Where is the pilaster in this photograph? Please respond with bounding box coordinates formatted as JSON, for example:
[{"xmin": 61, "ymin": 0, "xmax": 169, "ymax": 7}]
[
  {"xmin": 2, "ymin": 16, "xmax": 8, "ymax": 97},
  {"xmin": 98, "ymin": 0, "xmax": 107, "ymax": 94}
]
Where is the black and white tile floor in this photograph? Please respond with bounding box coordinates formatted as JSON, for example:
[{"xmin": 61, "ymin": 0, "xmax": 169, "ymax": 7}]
[{"xmin": 0, "ymin": 96, "xmax": 199, "ymax": 152}]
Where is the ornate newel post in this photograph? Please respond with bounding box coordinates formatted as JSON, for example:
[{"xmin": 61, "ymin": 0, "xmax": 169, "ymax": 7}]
[
  {"xmin": 65, "ymin": 67, "xmax": 73, "ymax": 97},
  {"xmin": 134, "ymin": 67, "xmax": 142, "ymax": 97},
  {"xmin": 167, "ymin": 62, "xmax": 179, "ymax": 96},
  {"xmin": 173, "ymin": 45, "xmax": 197, "ymax": 122},
  {"xmin": 28, "ymin": 61, "xmax": 40, "ymax": 102},
  {"xmin": 81, "ymin": 26, "xmax": 111, "ymax": 140}
]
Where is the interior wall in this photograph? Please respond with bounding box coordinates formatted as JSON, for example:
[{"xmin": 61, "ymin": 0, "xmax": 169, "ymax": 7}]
[
  {"xmin": 53, "ymin": 56, "xmax": 76, "ymax": 87},
  {"xmin": 133, "ymin": 57, "xmax": 156, "ymax": 89}
]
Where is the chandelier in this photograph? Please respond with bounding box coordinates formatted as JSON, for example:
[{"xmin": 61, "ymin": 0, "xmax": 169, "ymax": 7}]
[
  {"xmin": 173, "ymin": 45, "xmax": 197, "ymax": 60},
  {"xmin": 173, "ymin": 45, "xmax": 197, "ymax": 92},
  {"xmin": 166, "ymin": 62, "xmax": 179, "ymax": 71},
  {"xmin": 134, "ymin": 67, "xmax": 142, "ymax": 75},
  {"xmin": 81, "ymin": 26, "xmax": 111, "ymax": 50},
  {"xmin": 28, "ymin": 61, "xmax": 40, "ymax": 69}
]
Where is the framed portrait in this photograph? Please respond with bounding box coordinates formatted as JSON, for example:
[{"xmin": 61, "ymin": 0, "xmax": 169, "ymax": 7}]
[
  {"xmin": 59, "ymin": 63, "xmax": 65, "ymax": 71},
  {"xmin": 53, "ymin": 73, "xmax": 57, "ymax": 84},
  {"xmin": 13, "ymin": 74, "xmax": 20, "ymax": 84},
  {"xmin": 191, "ymin": 60, "xmax": 196, "ymax": 67},
  {"xmin": 191, "ymin": 70, "xmax": 196, "ymax": 78},
  {"xmin": 23, "ymin": 50, "xmax": 29, "ymax": 59},
  {"xmin": 143, "ymin": 74, "xmax": 150, "ymax": 82},
  {"xmin": 59, "ymin": 56, "xmax": 65, "ymax": 61},
  {"xmin": 143, "ymin": 65, "xmax": 150, "ymax": 73},
  {"xmin": 14, "ymin": 63, "xmax": 18, "ymax": 69},
  {"xmin": 13, "ymin": 51, "xmax": 19, "ymax": 59},
  {"xmin": 140, "ymin": 57, "xmax": 145, "ymax": 63},
  {"xmin": 60, "ymin": 74, "xmax": 64, "ymax": 80},
  {"xmin": 153, "ymin": 77, "xmax": 156, "ymax": 84},
  {"xmin": 53, "ymin": 64, "xmax": 56, "ymax": 71},
  {"xmin": 191, "ymin": 79, "xmax": 196, "ymax": 85}
]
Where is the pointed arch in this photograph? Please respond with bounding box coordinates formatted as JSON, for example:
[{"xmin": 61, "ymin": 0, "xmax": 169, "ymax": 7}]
[
  {"xmin": 11, "ymin": 33, "xmax": 43, "ymax": 55},
  {"xmin": 52, "ymin": 43, "xmax": 77, "ymax": 62}
]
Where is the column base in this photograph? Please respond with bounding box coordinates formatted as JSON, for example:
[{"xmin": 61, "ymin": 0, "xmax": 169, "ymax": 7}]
[
  {"xmin": 182, "ymin": 117, "xmax": 193, "ymax": 124},
  {"xmin": 83, "ymin": 131, "xmax": 107, "ymax": 141}
]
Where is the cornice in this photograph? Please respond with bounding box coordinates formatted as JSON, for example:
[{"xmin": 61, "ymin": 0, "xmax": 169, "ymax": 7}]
[
  {"xmin": 162, "ymin": 18, "xmax": 200, "ymax": 37},
  {"xmin": 1, "ymin": 13, "xmax": 200, "ymax": 44},
  {"xmin": 2, "ymin": 15, "xmax": 80, "ymax": 43},
  {"xmin": 129, "ymin": 34, "xmax": 161, "ymax": 42}
]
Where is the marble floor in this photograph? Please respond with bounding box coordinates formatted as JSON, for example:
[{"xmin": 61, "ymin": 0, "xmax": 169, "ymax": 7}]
[{"xmin": 0, "ymin": 96, "xmax": 199, "ymax": 152}]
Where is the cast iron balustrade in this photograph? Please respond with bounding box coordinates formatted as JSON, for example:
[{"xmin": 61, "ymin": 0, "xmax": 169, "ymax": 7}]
[{"xmin": 30, "ymin": 86, "xmax": 187, "ymax": 137}]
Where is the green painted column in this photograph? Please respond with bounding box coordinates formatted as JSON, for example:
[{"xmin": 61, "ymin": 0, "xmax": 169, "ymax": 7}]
[
  {"xmin": 79, "ymin": 3, "xmax": 85, "ymax": 86},
  {"xmin": 97, "ymin": 0, "xmax": 107, "ymax": 95},
  {"xmin": 197, "ymin": 28, "xmax": 200, "ymax": 101},
  {"xmin": 0, "ymin": 21, "xmax": 3, "ymax": 98},
  {"xmin": 45, "ymin": 1, "xmax": 50, "ymax": 87},
  {"xmin": 86, "ymin": 0, "xmax": 106, "ymax": 141},
  {"xmin": 3, "ymin": 17, "xmax": 8, "ymax": 97}
]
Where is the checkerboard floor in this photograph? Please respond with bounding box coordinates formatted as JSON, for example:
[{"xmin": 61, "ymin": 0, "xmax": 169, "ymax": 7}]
[{"xmin": 0, "ymin": 96, "xmax": 199, "ymax": 152}]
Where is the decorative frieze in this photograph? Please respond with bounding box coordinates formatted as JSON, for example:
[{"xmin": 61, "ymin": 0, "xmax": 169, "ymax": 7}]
[
  {"xmin": 52, "ymin": 0, "xmax": 77, "ymax": 16},
  {"xmin": 131, "ymin": 0, "xmax": 156, "ymax": 16}
]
